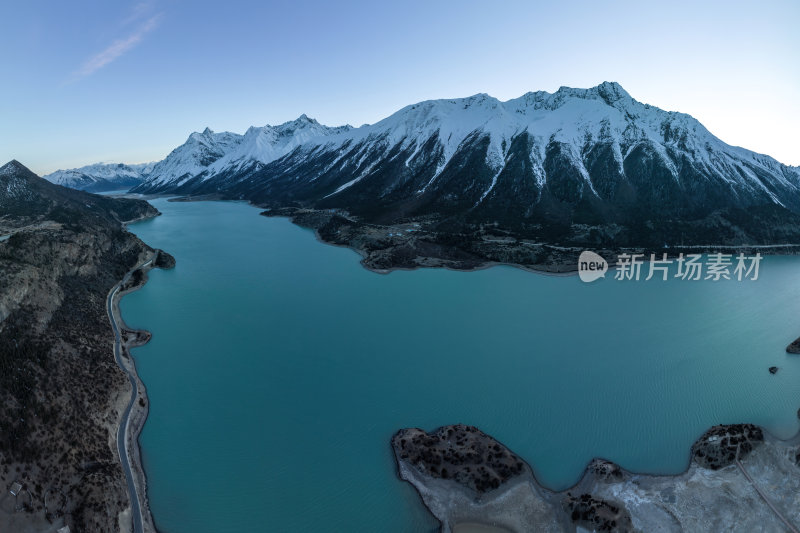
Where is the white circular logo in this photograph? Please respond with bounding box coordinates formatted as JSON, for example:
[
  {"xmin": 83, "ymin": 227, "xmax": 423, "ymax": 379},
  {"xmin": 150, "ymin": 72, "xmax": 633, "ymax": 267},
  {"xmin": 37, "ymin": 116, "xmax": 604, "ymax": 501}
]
[{"xmin": 578, "ymin": 251, "xmax": 608, "ymax": 283}]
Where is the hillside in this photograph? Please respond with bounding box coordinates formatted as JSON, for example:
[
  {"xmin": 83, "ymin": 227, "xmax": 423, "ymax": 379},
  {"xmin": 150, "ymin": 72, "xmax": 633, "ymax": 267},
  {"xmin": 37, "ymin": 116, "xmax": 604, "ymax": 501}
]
[{"xmin": 0, "ymin": 161, "xmax": 158, "ymax": 531}]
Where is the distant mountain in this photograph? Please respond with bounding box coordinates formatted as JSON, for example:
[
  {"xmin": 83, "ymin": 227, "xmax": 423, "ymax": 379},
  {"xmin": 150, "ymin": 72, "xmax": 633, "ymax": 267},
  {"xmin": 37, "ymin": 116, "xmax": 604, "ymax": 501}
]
[
  {"xmin": 43, "ymin": 161, "xmax": 156, "ymax": 193},
  {"xmin": 138, "ymin": 115, "xmax": 352, "ymax": 192},
  {"xmin": 130, "ymin": 82, "xmax": 800, "ymax": 248},
  {"xmin": 1, "ymin": 160, "xmax": 157, "ymax": 224}
]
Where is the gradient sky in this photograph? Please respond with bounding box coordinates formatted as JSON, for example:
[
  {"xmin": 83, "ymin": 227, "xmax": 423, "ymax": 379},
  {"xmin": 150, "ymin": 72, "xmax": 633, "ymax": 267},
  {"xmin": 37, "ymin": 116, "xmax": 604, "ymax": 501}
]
[{"xmin": 1, "ymin": 0, "xmax": 798, "ymax": 175}]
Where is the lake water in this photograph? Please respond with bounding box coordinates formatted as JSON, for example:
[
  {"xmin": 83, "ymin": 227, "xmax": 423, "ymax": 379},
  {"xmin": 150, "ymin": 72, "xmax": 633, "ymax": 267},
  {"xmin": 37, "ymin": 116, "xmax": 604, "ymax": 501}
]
[{"xmin": 122, "ymin": 199, "xmax": 800, "ymax": 533}]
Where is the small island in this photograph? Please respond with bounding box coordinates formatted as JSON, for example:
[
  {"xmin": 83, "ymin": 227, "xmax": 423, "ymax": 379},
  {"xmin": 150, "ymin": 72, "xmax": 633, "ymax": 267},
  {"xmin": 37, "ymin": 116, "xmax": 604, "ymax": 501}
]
[{"xmin": 787, "ymin": 337, "xmax": 800, "ymax": 354}]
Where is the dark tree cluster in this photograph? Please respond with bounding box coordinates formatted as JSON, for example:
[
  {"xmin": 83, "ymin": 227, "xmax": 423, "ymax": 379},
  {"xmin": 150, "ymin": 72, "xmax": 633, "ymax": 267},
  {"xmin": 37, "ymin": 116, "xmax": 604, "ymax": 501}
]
[
  {"xmin": 691, "ymin": 424, "xmax": 764, "ymax": 470},
  {"xmin": 392, "ymin": 424, "xmax": 525, "ymax": 494},
  {"xmin": 563, "ymin": 492, "xmax": 634, "ymax": 532}
]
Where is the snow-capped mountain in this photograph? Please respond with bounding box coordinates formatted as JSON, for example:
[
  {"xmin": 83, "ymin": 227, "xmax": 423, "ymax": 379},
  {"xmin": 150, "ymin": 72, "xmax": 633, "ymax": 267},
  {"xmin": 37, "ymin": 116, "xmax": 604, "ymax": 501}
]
[
  {"xmin": 131, "ymin": 82, "xmax": 800, "ymax": 246},
  {"xmin": 44, "ymin": 162, "xmax": 156, "ymax": 192},
  {"xmin": 142, "ymin": 128, "xmax": 243, "ymax": 190},
  {"xmin": 138, "ymin": 115, "xmax": 352, "ymax": 192}
]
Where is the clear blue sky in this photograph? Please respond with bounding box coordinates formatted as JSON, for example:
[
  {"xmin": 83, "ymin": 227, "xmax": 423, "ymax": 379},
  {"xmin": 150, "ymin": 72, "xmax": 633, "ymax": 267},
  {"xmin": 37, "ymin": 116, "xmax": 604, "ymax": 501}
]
[{"xmin": 2, "ymin": 0, "xmax": 798, "ymax": 175}]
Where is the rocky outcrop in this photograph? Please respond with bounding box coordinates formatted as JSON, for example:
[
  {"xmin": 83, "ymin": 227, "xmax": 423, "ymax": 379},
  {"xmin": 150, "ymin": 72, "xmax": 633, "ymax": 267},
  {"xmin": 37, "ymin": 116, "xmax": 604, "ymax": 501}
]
[
  {"xmin": 691, "ymin": 424, "xmax": 764, "ymax": 470},
  {"xmin": 393, "ymin": 423, "xmax": 800, "ymax": 533},
  {"xmin": 563, "ymin": 492, "xmax": 633, "ymax": 532},
  {"xmin": 787, "ymin": 338, "xmax": 800, "ymax": 354},
  {"xmin": 392, "ymin": 425, "xmax": 525, "ymax": 494},
  {"xmin": 587, "ymin": 459, "xmax": 623, "ymax": 482},
  {"xmin": 152, "ymin": 249, "xmax": 176, "ymax": 269}
]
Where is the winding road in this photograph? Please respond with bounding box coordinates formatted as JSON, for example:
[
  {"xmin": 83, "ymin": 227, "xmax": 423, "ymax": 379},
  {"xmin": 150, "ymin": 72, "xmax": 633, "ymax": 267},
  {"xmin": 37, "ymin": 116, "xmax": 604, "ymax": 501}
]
[{"xmin": 107, "ymin": 257, "xmax": 152, "ymax": 533}]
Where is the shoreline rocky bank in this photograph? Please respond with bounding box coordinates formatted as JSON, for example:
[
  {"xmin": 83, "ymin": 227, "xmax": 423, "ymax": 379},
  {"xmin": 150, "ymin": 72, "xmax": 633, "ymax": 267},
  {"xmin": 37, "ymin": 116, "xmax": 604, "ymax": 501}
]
[
  {"xmin": 392, "ymin": 423, "xmax": 800, "ymax": 533},
  {"xmin": 258, "ymin": 206, "xmax": 800, "ymax": 275},
  {"xmin": 160, "ymin": 195, "xmax": 800, "ymax": 274}
]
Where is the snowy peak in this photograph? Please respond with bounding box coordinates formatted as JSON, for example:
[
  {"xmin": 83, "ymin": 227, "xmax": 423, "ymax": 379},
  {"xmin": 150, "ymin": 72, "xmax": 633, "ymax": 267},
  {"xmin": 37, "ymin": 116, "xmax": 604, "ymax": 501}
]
[
  {"xmin": 188, "ymin": 127, "xmax": 224, "ymax": 144},
  {"xmin": 0, "ymin": 160, "xmax": 40, "ymax": 197},
  {"xmin": 201, "ymin": 116, "xmax": 353, "ymax": 179},
  {"xmin": 131, "ymin": 82, "xmax": 800, "ymax": 228},
  {"xmin": 594, "ymin": 81, "xmax": 631, "ymax": 103},
  {"xmin": 1, "ymin": 160, "xmax": 68, "ymax": 209},
  {"xmin": 43, "ymin": 161, "xmax": 156, "ymax": 192},
  {"xmin": 365, "ymin": 82, "xmax": 640, "ymax": 147},
  {"xmin": 0, "ymin": 159, "xmax": 29, "ymax": 177},
  {"xmin": 273, "ymin": 114, "xmax": 353, "ymax": 136},
  {"xmin": 0, "ymin": 160, "xmax": 59, "ymax": 213},
  {"xmin": 290, "ymin": 113, "xmax": 315, "ymax": 125},
  {"xmin": 555, "ymin": 81, "xmax": 631, "ymax": 105},
  {"xmin": 137, "ymin": 115, "xmax": 356, "ymax": 190},
  {"xmin": 331, "ymin": 82, "xmax": 654, "ymax": 177},
  {"xmin": 502, "ymin": 81, "xmax": 633, "ymax": 113},
  {"xmin": 461, "ymin": 93, "xmax": 498, "ymax": 107},
  {"xmin": 144, "ymin": 128, "xmax": 245, "ymax": 188}
]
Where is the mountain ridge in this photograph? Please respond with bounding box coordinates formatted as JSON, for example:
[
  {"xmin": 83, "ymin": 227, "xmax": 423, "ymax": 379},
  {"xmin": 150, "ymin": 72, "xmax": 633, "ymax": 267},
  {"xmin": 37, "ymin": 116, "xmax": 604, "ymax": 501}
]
[
  {"xmin": 126, "ymin": 82, "xmax": 800, "ymax": 253},
  {"xmin": 43, "ymin": 161, "xmax": 156, "ymax": 192},
  {"xmin": 45, "ymin": 83, "xmax": 800, "ymax": 264},
  {"xmin": 132, "ymin": 82, "xmax": 800, "ymax": 201}
]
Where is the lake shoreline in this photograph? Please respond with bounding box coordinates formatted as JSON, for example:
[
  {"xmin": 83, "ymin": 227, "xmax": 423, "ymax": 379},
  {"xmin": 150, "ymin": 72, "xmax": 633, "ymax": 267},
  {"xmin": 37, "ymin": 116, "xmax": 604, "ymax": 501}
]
[
  {"xmin": 117, "ymin": 197, "xmax": 795, "ymax": 527},
  {"xmin": 257, "ymin": 205, "xmax": 800, "ymax": 276},
  {"xmin": 137, "ymin": 193, "xmax": 800, "ymax": 276},
  {"xmin": 393, "ymin": 423, "xmax": 800, "ymax": 532},
  {"xmin": 109, "ymin": 243, "xmax": 176, "ymax": 533}
]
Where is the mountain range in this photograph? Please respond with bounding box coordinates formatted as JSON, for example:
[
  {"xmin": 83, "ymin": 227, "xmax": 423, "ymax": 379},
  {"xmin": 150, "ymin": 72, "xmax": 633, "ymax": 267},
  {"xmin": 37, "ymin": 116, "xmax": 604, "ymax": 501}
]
[
  {"xmin": 43, "ymin": 162, "xmax": 155, "ymax": 192},
  {"xmin": 50, "ymin": 82, "xmax": 800, "ymax": 249}
]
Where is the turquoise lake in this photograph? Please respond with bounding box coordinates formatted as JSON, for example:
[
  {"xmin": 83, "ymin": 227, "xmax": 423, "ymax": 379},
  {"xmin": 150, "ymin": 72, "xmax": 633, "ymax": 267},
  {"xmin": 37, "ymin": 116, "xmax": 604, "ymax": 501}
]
[{"xmin": 122, "ymin": 198, "xmax": 800, "ymax": 532}]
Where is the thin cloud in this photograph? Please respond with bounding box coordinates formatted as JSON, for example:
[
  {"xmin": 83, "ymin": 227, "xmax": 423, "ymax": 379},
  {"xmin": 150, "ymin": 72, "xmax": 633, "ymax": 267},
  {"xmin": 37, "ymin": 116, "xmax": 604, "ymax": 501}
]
[
  {"xmin": 122, "ymin": 1, "xmax": 157, "ymax": 26},
  {"xmin": 70, "ymin": 13, "xmax": 162, "ymax": 82}
]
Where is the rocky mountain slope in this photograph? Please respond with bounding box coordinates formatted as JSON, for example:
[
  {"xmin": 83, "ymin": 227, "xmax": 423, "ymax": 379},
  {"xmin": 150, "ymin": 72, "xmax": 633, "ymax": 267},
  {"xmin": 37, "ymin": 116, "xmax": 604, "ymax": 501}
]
[
  {"xmin": 0, "ymin": 160, "xmax": 158, "ymax": 532},
  {"xmin": 44, "ymin": 162, "xmax": 155, "ymax": 193},
  {"xmin": 131, "ymin": 82, "xmax": 800, "ymax": 255}
]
